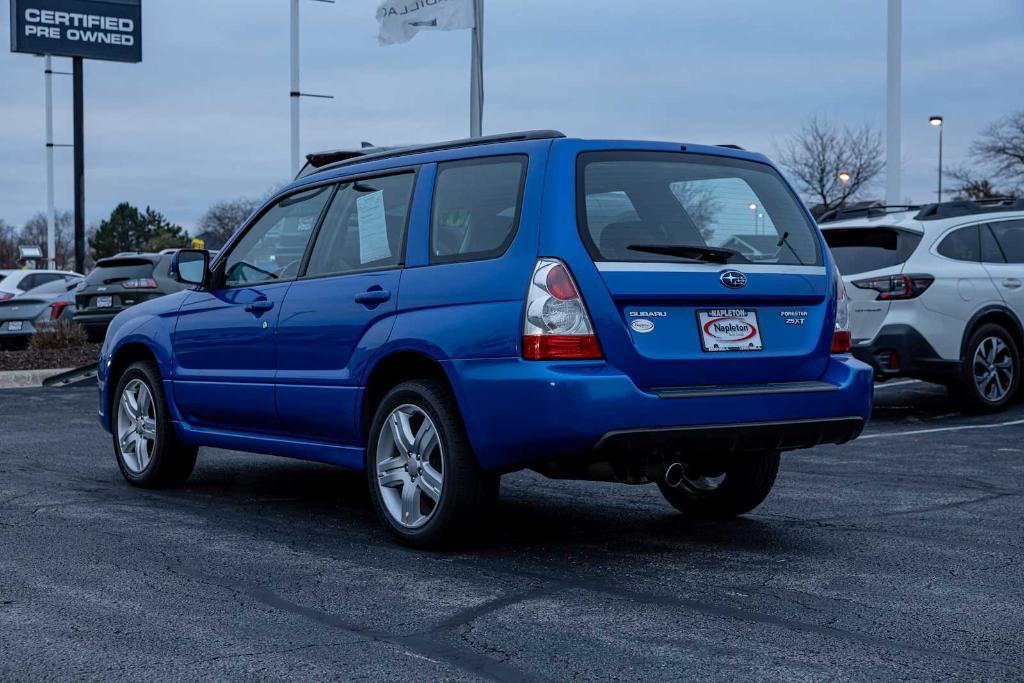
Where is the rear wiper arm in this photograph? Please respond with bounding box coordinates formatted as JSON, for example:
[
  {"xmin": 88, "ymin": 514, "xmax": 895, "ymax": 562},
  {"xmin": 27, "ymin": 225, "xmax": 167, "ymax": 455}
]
[{"xmin": 627, "ymin": 244, "xmax": 738, "ymax": 264}]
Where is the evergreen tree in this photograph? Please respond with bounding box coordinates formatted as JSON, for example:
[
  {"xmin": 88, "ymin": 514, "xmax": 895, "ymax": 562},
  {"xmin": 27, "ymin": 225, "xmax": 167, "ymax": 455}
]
[{"xmin": 89, "ymin": 203, "xmax": 187, "ymax": 259}]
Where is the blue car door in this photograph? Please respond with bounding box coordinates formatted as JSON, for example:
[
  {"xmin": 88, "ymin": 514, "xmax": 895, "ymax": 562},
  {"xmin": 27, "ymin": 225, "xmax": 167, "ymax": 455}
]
[
  {"xmin": 172, "ymin": 185, "xmax": 333, "ymax": 432},
  {"xmin": 275, "ymin": 169, "xmax": 422, "ymax": 445}
]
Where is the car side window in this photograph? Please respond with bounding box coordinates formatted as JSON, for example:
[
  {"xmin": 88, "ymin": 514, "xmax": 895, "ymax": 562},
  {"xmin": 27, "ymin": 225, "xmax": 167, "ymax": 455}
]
[
  {"xmin": 17, "ymin": 274, "xmax": 37, "ymax": 291},
  {"xmin": 988, "ymin": 219, "xmax": 1024, "ymax": 263},
  {"xmin": 937, "ymin": 225, "xmax": 980, "ymax": 262},
  {"xmin": 304, "ymin": 173, "xmax": 416, "ymax": 278},
  {"xmin": 981, "ymin": 224, "xmax": 1006, "ymax": 263},
  {"xmin": 430, "ymin": 156, "xmax": 527, "ymax": 263},
  {"xmin": 223, "ymin": 185, "xmax": 332, "ymax": 287}
]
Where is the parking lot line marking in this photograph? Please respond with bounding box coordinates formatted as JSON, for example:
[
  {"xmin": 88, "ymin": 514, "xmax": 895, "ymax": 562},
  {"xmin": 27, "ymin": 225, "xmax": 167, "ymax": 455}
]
[
  {"xmin": 861, "ymin": 418, "xmax": 1024, "ymax": 440},
  {"xmin": 873, "ymin": 379, "xmax": 921, "ymax": 390}
]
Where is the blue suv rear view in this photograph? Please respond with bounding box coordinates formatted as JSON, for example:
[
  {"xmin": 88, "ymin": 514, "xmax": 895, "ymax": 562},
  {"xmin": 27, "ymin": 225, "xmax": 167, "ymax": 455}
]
[{"xmin": 97, "ymin": 131, "xmax": 873, "ymax": 547}]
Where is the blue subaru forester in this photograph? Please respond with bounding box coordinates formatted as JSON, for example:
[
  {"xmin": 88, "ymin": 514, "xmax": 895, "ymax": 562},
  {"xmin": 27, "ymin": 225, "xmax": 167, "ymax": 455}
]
[{"xmin": 97, "ymin": 131, "xmax": 873, "ymax": 546}]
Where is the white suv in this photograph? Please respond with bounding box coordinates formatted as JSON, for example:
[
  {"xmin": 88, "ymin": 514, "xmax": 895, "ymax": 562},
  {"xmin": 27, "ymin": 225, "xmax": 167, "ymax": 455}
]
[
  {"xmin": 820, "ymin": 199, "xmax": 1024, "ymax": 413},
  {"xmin": 0, "ymin": 269, "xmax": 83, "ymax": 302}
]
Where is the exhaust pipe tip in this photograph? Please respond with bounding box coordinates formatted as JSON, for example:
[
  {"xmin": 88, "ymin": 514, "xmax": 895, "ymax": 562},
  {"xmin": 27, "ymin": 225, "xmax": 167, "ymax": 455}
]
[{"xmin": 664, "ymin": 462, "xmax": 685, "ymax": 488}]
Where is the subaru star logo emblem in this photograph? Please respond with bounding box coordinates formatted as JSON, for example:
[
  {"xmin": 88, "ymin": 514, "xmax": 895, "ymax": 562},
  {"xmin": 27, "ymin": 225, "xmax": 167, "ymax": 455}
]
[{"xmin": 720, "ymin": 270, "xmax": 747, "ymax": 289}]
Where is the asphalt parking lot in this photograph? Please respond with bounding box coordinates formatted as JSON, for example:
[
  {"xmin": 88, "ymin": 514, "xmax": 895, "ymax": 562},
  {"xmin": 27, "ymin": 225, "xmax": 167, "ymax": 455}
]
[{"xmin": 1, "ymin": 381, "xmax": 1022, "ymax": 681}]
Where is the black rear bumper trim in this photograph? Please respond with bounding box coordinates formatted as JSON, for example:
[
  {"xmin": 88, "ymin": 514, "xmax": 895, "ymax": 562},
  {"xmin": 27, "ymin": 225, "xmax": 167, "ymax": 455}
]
[
  {"xmin": 650, "ymin": 380, "xmax": 837, "ymax": 399},
  {"xmin": 592, "ymin": 416, "xmax": 865, "ymax": 456}
]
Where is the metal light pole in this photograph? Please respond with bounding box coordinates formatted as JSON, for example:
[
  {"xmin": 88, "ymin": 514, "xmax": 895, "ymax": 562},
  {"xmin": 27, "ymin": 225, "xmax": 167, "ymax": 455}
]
[
  {"xmin": 885, "ymin": 0, "xmax": 902, "ymax": 206},
  {"xmin": 289, "ymin": 0, "xmax": 335, "ymax": 177},
  {"xmin": 44, "ymin": 55, "xmax": 56, "ymax": 270},
  {"xmin": 72, "ymin": 57, "xmax": 85, "ymax": 272},
  {"xmin": 930, "ymin": 116, "xmax": 944, "ymax": 200}
]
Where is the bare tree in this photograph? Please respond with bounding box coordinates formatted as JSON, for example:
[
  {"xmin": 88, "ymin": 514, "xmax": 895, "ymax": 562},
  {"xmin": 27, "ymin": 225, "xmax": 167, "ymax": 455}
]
[
  {"xmin": 0, "ymin": 220, "xmax": 18, "ymax": 269},
  {"xmin": 195, "ymin": 198, "xmax": 262, "ymax": 250},
  {"xmin": 946, "ymin": 165, "xmax": 1015, "ymax": 201},
  {"xmin": 776, "ymin": 118, "xmax": 884, "ymax": 216},
  {"xmin": 965, "ymin": 111, "xmax": 1024, "ymax": 191},
  {"xmin": 19, "ymin": 210, "xmax": 75, "ymax": 268}
]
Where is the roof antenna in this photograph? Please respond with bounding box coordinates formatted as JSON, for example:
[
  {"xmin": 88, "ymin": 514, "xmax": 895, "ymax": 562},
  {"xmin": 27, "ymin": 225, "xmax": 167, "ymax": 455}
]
[{"xmin": 360, "ymin": 141, "xmax": 374, "ymax": 149}]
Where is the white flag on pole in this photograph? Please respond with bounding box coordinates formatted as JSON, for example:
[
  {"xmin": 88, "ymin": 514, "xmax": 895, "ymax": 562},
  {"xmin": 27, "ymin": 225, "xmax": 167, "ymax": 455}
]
[{"xmin": 376, "ymin": 0, "xmax": 475, "ymax": 46}]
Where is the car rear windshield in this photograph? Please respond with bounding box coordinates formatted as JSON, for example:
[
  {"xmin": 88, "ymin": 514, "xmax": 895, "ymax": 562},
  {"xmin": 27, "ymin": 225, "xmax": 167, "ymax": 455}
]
[
  {"xmin": 823, "ymin": 227, "xmax": 922, "ymax": 275},
  {"xmin": 86, "ymin": 258, "xmax": 156, "ymax": 284},
  {"xmin": 577, "ymin": 151, "xmax": 821, "ymax": 266}
]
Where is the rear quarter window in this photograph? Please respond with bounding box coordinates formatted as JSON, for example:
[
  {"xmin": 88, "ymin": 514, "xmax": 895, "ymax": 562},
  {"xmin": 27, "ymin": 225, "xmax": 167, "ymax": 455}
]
[
  {"xmin": 822, "ymin": 227, "xmax": 922, "ymax": 275},
  {"xmin": 936, "ymin": 225, "xmax": 981, "ymax": 262},
  {"xmin": 430, "ymin": 155, "xmax": 527, "ymax": 263}
]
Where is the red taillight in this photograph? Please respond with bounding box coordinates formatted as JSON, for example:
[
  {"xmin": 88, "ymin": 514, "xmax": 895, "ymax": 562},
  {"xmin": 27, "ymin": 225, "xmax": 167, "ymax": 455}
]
[
  {"xmin": 853, "ymin": 274, "xmax": 933, "ymax": 300},
  {"xmin": 832, "ymin": 330, "xmax": 852, "ymax": 354},
  {"xmin": 50, "ymin": 301, "xmax": 72, "ymax": 320},
  {"xmin": 0, "ymin": 293, "xmax": 12, "ymax": 302},
  {"xmin": 523, "ymin": 258, "xmax": 603, "ymax": 361},
  {"xmin": 545, "ymin": 264, "xmax": 577, "ymax": 301},
  {"xmin": 121, "ymin": 278, "xmax": 158, "ymax": 289},
  {"xmin": 523, "ymin": 335, "xmax": 602, "ymax": 360}
]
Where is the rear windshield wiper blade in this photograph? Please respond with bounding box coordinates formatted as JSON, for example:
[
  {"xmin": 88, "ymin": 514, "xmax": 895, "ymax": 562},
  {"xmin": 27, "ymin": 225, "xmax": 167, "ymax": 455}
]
[{"xmin": 627, "ymin": 244, "xmax": 738, "ymax": 264}]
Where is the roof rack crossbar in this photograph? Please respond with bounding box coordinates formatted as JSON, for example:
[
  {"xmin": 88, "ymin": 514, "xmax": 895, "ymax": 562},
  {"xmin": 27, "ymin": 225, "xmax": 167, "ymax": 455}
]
[
  {"xmin": 306, "ymin": 129, "xmax": 566, "ymax": 175},
  {"xmin": 913, "ymin": 197, "xmax": 1024, "ymax": 221}
]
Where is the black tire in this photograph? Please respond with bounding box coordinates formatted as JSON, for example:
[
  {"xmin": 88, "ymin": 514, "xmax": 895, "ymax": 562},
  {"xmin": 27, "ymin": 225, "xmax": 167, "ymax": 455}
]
[
  {"xmin": 657, "ymin": 451, "xmax": 779, "ymax": 519},
  {"xmin": 112, "ymin": 361, "xmax": 197, "ymax": 488},
  {"xmin": 947, "ymin": 323, "xmax": 1020, "ymax": 414},
  {"xmin": 365, "ymin": 379, "xmax": 498, "ymax": 548}
]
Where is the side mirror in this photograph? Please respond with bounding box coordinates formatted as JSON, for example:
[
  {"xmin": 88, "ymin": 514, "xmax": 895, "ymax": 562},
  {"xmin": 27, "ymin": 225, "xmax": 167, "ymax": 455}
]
[{"xmin": 171, "ymin": 249, "xmax": 209, "ymax": 286}]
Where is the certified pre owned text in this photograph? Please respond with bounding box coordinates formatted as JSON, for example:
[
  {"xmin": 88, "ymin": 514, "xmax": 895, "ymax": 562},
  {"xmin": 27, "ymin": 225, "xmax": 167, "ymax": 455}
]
[{"xmin": 22, "ymin": 9, "xmax": 136, "ymax": 46}]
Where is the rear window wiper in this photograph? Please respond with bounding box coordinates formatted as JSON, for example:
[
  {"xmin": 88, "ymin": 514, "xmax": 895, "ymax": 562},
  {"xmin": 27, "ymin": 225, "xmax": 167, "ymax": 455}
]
[{"xmin": 627, "ymin": 244, "xmax": 738, "ymax": 264}]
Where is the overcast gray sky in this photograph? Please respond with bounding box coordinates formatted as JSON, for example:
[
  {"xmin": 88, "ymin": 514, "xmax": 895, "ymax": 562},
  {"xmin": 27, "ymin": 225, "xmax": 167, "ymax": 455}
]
[{"xmin": 2, "ymin": 0, "xmax": 1022, "ymax": 231}]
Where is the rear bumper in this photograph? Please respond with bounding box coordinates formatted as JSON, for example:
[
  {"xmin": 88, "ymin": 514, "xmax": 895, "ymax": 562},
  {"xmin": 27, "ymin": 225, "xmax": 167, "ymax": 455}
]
[
  {"xmin": 445, "ymin": 355, "xmax": 874, "ymax": 471},
  {"xmin": 593, "ymin": 416, "xmax": 863, "ymax": 457},
  {"xmin": 73, "ymin": 312, "xmax": 118, "ymax": 338},
  {"xmin": 853, "ymin": 324, "xmax": 960, "ymax": 380}
]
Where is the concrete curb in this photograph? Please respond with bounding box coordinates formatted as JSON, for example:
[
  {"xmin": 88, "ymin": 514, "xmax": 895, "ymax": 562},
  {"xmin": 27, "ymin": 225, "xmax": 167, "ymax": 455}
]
[{"xmin": 0, "ymin": 368, "xmax": 72, "ymax": 389}]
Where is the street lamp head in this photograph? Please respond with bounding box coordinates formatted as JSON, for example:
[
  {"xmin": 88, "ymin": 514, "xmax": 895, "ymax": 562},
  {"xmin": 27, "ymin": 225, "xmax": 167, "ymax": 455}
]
[
  {"xmin": 929, "ymin": 116, "xmax": 943, "ymax": 127},
  {"xmin": 748, "ymin": 203, "xmax": 757, "ymax": 211},
  {"xmin": 838, "ymin": 171, "xmax": 851, "ymax": 184}
]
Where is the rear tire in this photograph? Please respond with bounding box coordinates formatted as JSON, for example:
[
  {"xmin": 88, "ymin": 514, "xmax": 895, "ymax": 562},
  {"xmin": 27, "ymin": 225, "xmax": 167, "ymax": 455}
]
[
  {"xmin": 366, "ymin": 379, "xmax": 498, "ymax": 548},
  {"xmin": 657, "ymin": 451, "xmax": 779, "ymax": 518},
  {"xmin": 112, "ymin": 361, "xmax": 197, "ymax": 488},
  {"xmin": 947, "ymin": 323, "xmax": 1019, "ymax": 414}
]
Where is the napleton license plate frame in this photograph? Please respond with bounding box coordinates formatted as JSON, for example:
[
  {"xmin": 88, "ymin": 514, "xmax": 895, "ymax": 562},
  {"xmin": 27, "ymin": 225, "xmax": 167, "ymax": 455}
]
[{"xmin": 697, "ymin": 308, "xmax": 764, "ymax": 352}]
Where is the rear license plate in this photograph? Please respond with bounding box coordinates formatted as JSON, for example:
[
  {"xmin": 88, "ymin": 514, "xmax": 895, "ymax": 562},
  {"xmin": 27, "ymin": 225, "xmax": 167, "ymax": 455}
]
[
  {"xmin": 96, "ymin": 296, "xmax": 113, "ymax": 308},
  {"xmin": 7, "ymin": 321, "xmax": 23, "ymax": 332},
  {"xmin": 697, "ymin": 309, "xmax": 763, "ymax": 352}
]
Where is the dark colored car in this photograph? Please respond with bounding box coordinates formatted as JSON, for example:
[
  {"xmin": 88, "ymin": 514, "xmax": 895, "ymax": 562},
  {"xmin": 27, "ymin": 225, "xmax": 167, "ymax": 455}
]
[
  {"xmin": 0, "ymin": 278, "xmax": 79, "ymax": 348},
  {"xmin": 74, "ymin": 251, "xmax": 187, "ymax": 342}
]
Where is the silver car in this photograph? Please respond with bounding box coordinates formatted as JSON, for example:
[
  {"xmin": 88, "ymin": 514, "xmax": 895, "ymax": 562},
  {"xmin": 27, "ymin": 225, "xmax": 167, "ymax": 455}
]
[{"xmin": 0, "ymin": 278, "xmax": 79, "ymax": 348}]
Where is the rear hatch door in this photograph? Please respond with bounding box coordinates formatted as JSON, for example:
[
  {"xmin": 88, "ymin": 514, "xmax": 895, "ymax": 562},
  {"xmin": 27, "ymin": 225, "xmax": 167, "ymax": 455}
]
[
  {"xmin": 821, "ymin": 225, "xmax": 922, "ymax": 343},
  {"xmin": 76, "ymin": 257, "xmax": 158, "ymax": 315},
  {"xmin": 568, "ymin": 148, "xmax": 833, "ymax": 389}
]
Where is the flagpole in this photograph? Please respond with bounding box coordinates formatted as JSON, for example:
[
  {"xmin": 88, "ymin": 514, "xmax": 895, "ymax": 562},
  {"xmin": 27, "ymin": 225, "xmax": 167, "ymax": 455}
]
[
  {"xmin": 469, "ymin": 0, "xmax": 483, "ymax": 137},
  {"xmin": 885, "ymin": 0, "xmax": 901, "ymax": 205}
]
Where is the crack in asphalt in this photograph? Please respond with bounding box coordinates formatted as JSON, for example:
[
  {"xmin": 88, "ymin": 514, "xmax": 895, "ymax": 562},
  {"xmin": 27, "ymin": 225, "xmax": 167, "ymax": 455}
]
[{"xmin": 161, "ymin": 557, "xmax": 547, "ymax": 683}]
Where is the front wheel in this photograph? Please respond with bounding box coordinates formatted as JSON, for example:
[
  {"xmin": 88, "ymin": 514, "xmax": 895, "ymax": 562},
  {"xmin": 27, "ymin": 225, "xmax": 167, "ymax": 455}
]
[
  {"xmin": 112, "ymin": 361, "xmax": 197, "ymax": 487},
  {"xmin": 366, "ymin": 380, "xmax": 498, "ymax": 548},
  {"xmin": 657, "ymin": 451, "xmax": 780, "ymax": 518}
]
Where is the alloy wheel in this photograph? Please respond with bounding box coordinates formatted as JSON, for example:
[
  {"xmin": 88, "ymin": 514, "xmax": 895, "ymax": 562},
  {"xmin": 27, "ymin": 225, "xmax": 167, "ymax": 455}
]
[
  {"xmin": 375, "ymin": 404, "xmax": 444, "ymax": 529},
  {"xmin": 973, "ymin": 336, "xmax": 1014, "ymax": 403},
  {"xmin": 116, "ymin": 378, "xmax": 158, "ymax": 474}
]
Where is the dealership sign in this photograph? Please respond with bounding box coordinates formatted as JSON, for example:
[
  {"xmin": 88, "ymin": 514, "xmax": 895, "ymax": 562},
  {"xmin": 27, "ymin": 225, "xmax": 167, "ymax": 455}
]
[{"xmin": 9, "ymin": 0, "xmax": 141, "ymax": 62}]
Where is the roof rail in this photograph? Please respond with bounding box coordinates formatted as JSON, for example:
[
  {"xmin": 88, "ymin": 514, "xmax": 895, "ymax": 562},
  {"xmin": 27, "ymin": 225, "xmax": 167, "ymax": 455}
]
[
  {"xmin": 304, "ymin": 130, "xmax": 566, "ymax": 177},
  {"xmin": 715, "ymin": 144, "xmax": 745, "ymax": 150},
  {"xmin": 818, "ymin": 202, "xmax": 921, "ymax": 223},
  {"xmin": 913, "ymin": 197, "xmax": 1024, "ymax": 221}
]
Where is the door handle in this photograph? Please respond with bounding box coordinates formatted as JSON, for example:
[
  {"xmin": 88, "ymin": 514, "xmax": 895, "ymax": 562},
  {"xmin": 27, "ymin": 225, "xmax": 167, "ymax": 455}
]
[
  {"xmin": 354, "ymin": 289, "xmax": 392, "ymax": 305},
  {"xmin": 1002, "ymin": 278, "xmax": 1022, "ymax": 289},
  {"xmin": 244, "ymin": 300, "xmax": 274, "ymax": 313}
]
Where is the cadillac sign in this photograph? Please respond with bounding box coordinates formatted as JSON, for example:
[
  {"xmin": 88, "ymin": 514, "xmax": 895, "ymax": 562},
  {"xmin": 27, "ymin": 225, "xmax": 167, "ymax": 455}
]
[{"xmin": 9, "ymin": 0, "xmax": 141, "ymax": 62}]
